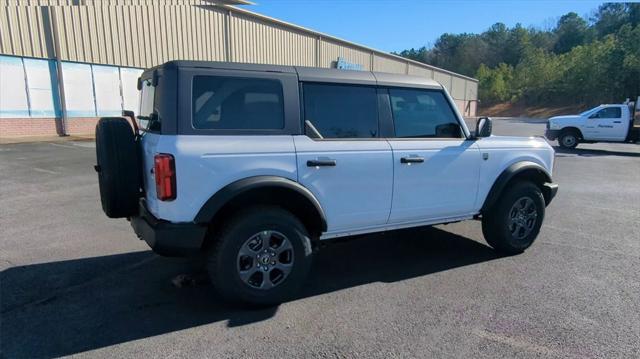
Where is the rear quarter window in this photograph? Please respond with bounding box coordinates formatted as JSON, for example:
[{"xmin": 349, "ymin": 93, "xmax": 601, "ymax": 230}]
[
  {"xmin": 192, "ymin": 76, "xmax": 285, "ymax": 130},
  {"xmin": 137, "ymin": 79, "xmax": 160, "ymax": 132}
]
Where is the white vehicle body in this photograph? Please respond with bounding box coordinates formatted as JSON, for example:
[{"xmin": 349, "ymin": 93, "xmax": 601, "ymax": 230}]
[
  {"xmin": 546, "ymin": 99, "xmax": 640, "ymax": 146},
  {"xmin": 134, "ymin": 62, "xmax": 556, "ymax": 240},
  {"xmin": 95, "ymin": 61, "xmax": 559, "ymax": 305},
  {"xmin": 143, "ymin": 132, "xmax": 553, "ymax": 239}
]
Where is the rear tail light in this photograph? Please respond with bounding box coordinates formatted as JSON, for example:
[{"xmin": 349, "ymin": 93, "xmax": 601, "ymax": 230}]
[{"xmin": 154, "ymin": 154, "xmax": 176, "ymax": 201}]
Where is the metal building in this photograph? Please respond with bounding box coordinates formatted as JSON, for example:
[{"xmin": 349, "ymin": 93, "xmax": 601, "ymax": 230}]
[{"xmin": 0, "ymin": 0, "xmax": 478, "ymax": 138}]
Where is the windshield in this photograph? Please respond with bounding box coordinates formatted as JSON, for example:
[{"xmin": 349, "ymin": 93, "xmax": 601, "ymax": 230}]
[
  {"xmin": 580, "ymin": 106, "xmax": 600, "ymax": 116},
  {"xmin": 137, "ymin": 79, "xmax": 159, "ymax": 132}
]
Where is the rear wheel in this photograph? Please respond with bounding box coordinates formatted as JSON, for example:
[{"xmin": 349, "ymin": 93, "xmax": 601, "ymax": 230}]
[
  {"xmin": 558, "ymin": 130, "xmax": 579, "ymax": 149},
  {"xmin": 482, "ymin": 181, "xmax": 545, "ymax": 255},
  {"xmin": 207, "ymin": 206, "xmax": 313, "ymax": 306}
]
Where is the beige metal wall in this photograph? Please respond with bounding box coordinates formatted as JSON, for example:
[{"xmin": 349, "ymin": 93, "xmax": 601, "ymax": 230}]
[{"xmin": 0, "ymin": 2, "xmax": 478, "ymax": 114}]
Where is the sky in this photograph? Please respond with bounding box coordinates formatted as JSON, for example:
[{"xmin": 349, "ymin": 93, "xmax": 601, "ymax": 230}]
[{"xmin": 242, "ymin": 0, "xmax": 606, "ymax": 53}]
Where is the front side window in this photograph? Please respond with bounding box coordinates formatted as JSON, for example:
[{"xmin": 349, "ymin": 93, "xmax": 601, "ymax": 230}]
[
  {"xmin": 591, "ymin": 107, "xmax": 622, "ymax": 119},
  {"xmin": 389, "ymin": 89, "xmax": 462, "ymax": 138},
  {"xmin": 192, "ymin": 76, "xmax": 284, "ymax": 130},
  {"xmin": 303, "ymin": 83, "xmax": 378, "ymax": 138}
]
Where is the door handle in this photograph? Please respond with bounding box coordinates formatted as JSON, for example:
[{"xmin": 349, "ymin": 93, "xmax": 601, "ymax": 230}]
[
  {"xmin": 613, "ymin": 121, "xmax": 622, "ymax": 123},
  {"xmin": 307, "ymin": 159, "xmax": 336, "ymax": 167},
  {"xmin": 400, "ymin": 156, "xmax": 424, "ymax": 164}
]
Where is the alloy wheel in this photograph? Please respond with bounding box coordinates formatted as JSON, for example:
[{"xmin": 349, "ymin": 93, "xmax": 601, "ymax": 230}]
[
  {"xmin": 236, "ymin": 230, "xmax": 294, "ymax": 290},
  {"xmin": 508, "ymin": 197, "xmax": 538, "ymax": 240}
]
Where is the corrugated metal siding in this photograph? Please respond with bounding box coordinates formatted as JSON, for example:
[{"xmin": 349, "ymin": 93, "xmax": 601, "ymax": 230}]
[
  {"xmin": 230, "ymin": 13, "xmax": 315, "ymax": 66},
  {"xmin": 0, "ymin": 5, "xmax": 55, "ymax": 58},
  {"xmin": 10, "ymin": 0, "xmax": 209, "ymax": 5},
  {"xmin": 433, "ymin": 71, "xmax": 452, "ymax": 93},
  {"xmin": 451, "ymin": 75, "xmax": 466, "ymax": 100},
  {"xmin": 466, "ymin": 80, "xmax": 477, "ymax": 101},
  {"xmin": 408, "ymin": 64, "xmax": 433, "ymax": 79},
  {"xmin": 43, "ymin": 5, "xmax": 227, "ymax": 68},
  {"xmin": 320, "ymin": 40, "xmax": 372, "ymax": 70},
  {"xmin": 0, "ymin": 2, "xmax": 478, "ymax": 115},
  {"xmin": 373, "ymin": 54, "xmax": 407, "ymax": 74}
]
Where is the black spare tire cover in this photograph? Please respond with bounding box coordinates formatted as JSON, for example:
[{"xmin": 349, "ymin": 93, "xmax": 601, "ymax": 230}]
[{"xmin": 95, "ymin": 117, "xmax": 141, "ymax": 218}]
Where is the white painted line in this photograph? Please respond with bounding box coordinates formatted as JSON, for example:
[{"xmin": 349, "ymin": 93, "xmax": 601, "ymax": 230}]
[
  {"xmin": 32, "ymin": 167, "xmax": 57, "ymax": 175},
  {"xmin": 48, "ymin": 142, "xmax": 75, "ymax": 149}
]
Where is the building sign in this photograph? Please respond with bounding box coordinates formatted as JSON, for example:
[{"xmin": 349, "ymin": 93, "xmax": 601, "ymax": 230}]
[{"xmin": 335, "ymin": 57, "xmax": 363, "ymax": 71}]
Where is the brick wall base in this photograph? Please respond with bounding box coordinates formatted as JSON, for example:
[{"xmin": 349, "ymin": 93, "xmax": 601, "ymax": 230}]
[{"xmin": 0, "ymin": 118, "xmax": 99, "ymax": 138}]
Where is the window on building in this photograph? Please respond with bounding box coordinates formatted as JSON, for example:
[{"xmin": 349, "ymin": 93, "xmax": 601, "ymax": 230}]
[
  {"xmin": 120, "ymin": 68, "xmax": 143, "ymax": 113},
  {"xmin": 389, "ymin": 89, "xmax": 462, "ymax": 138},
  {"xmin": 192, "ymin": 76, "xmax": 284, "ymax": 130},
  {"xmin": 303, "ymin": 83, "xmax": 378, "ymax": 138},
  {"xmin": 93, "ymin": 65, "xmax": 122, "ymax": 116},
  {"xmin": 61, "ymin": 62, "xmax": 96, "ymax": 117},
  {"xmin": 0, "ymin": 56, "xmax": 29, "ymax": 118},
  {"xmin": 23, "ymin": 58, "xmax": 59, "ymax": 118}
]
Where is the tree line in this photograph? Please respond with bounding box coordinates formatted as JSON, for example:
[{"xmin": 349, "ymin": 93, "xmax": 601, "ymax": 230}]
[{"xmin": 395, "ymin": 3, "xmax": 640, "ymax": 108}]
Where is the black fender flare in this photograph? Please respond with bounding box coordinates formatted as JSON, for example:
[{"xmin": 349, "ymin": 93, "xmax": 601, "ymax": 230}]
[
  {"xmin": 481, "ymin": 161, "xmax": 553, "ymax": 212},
  {"xmin": 193, "ymin": 176, "xmax": 327, "ymax": 232}
]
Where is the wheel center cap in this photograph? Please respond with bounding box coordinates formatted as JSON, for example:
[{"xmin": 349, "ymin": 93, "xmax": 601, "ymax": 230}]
[{"xmin": 258, "ymin": 253, "xmax": 271, "ymax": 265}]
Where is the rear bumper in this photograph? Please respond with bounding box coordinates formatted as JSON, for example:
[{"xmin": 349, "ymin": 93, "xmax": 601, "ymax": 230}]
[
  {"xmin": 545, "ymin": 129, "xmax": 560, "ymax": 141},
  {"xmin": 131, "ymin": 201, "xmax": 207, "ymax": 257},
  {"xmin": 542, "ymin": 182, "xmax": 559, "ymax": 206}
]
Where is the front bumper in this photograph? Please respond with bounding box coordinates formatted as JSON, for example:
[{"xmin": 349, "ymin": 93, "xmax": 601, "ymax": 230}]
[
  {"xmin": 542, "ymin": 182, "xmax": 559, "ymax": 206},
  {"xmin": 545, "ymin": 129, "xmax": 560, "ymax": 141},
  {"xmin": 131, "ymin": 201, "xmax": 207, "ymax": 257}
]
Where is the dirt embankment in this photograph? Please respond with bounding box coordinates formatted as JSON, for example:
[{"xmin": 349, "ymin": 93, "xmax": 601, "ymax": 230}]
[{"xmin": 479, "ymin": 102, "xmax": 590, "ymax": 119}]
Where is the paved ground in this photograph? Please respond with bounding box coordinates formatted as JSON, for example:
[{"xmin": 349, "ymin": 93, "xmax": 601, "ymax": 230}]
[{"xmin": 1, "ymin": 119, "xmax": 639, "ymax": 358}]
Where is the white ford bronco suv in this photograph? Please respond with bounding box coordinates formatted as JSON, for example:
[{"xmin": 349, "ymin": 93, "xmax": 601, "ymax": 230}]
[{"xmin": 95, "ymin": 61, "xmax": 558, "ymax": 306}]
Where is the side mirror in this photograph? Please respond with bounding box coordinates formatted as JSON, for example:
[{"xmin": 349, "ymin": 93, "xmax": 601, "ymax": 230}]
[{"xmin": 475, "ymin": 117, "xmax": 492, "ymax": 138}]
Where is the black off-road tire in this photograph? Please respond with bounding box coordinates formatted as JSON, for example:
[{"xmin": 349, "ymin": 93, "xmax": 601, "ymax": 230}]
[
  {"xmin": 558, "ymin": 129, "xmax": 579, "ymax": 149},
  {"xmin": 482, "ymin": 181, "xmax": 545, "ymax": 255},
  {"xmin": 95, "ymin": 117, "xmax": 141, "ymax": 218},
  {"xmin": 207, "ymin": 206, "xmax": 313, "ymax": 306}
]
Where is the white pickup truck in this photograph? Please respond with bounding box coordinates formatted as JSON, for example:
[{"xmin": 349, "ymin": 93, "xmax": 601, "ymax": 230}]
[{"xmin": 545, "ymin": 98, "xmax": 640, "ymax": 149}]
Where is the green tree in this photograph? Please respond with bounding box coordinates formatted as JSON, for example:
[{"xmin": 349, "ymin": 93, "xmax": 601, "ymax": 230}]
[
  {"xmin": 396, "ymin": 3, "xmax": 640, "ymax": 108},
  {"xmin": 593, "ymin": 3, "xmax": 629, "ymax": 37},
  {"xmin": 476, "ymin": 63, "xmax": 514, "ymax": 104},
  {"xmin": 553, "ymin": 12, "xmax": 590, "ymax": 54}
]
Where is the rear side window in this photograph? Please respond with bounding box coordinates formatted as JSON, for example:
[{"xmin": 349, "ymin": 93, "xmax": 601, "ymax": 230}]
[
  {"xmin": 389, "ymin": 89, "xmax": 462, "ymax": 138},
  {"xmin": 303, "ymin": 83, "xmax": 378, "ymax": 138},
  {"xmin": 192, "ymin": 76, "xmax": 284, "ymax": 130},
  {"xmin": 138, "ymin": 79, "xmax": 159, "ymax": 132}
]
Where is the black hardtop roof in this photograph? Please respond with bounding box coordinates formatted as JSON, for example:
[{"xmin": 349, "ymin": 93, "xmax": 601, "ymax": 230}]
[{"xmin": 142, "ymin": 60, "xmax": 443, "ymax": 89}]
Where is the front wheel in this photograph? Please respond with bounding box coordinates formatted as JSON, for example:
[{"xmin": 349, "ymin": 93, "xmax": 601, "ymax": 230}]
[
  {"xmin": 207, "ymin": 206, "xmax": 313, "ymax": 306},
  {"xmin": 482, "ymin": 182, "xmax": 545, "ymax": 255},
  {"xmin": 558, "ymin": 130, "xmax": 579, "ymax": 149}
]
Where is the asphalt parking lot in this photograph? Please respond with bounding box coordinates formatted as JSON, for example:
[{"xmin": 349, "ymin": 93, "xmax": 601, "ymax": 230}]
[{"xmin": 1, "ymin": 118, "xmax": 639, "ymax": 358}]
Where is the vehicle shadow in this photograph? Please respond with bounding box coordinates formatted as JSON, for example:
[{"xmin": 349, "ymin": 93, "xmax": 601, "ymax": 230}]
[
  {"xmin": 553, "ymin": 146, "xmax": 640, "ymax": 158},
  {"xmin": 1, "ymin": 226, "xmax": 499, "ymax": 358}
]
